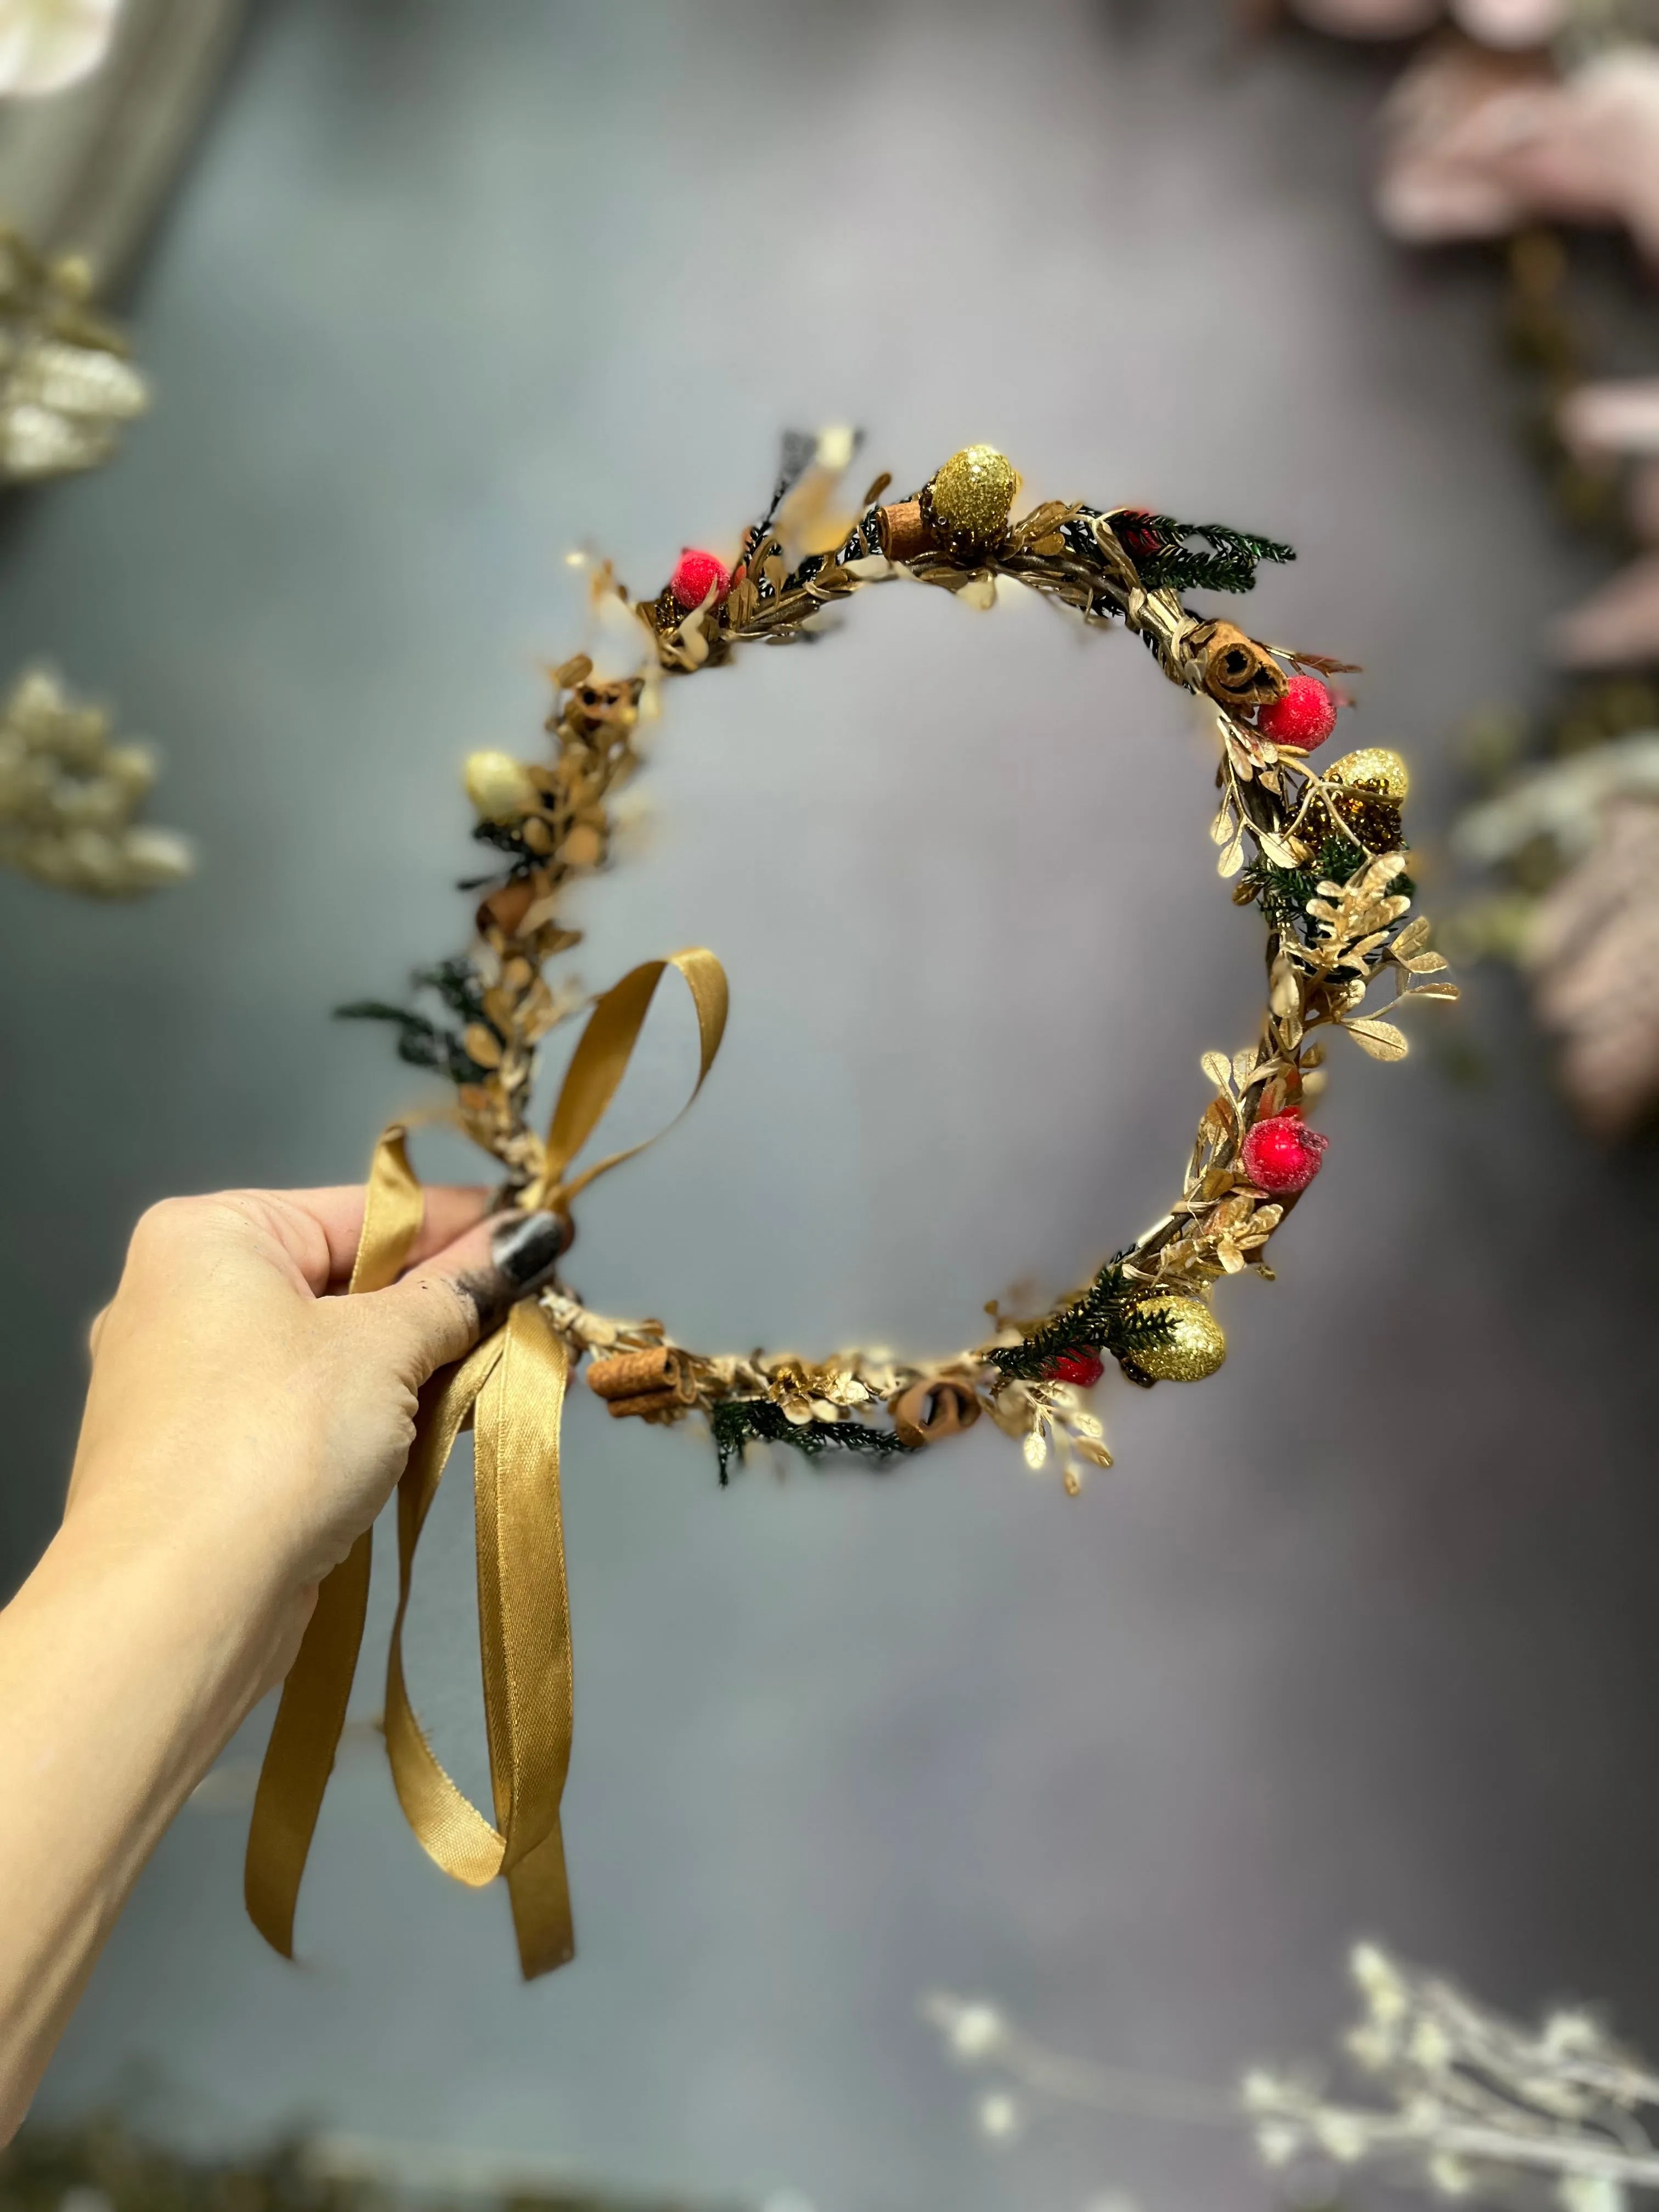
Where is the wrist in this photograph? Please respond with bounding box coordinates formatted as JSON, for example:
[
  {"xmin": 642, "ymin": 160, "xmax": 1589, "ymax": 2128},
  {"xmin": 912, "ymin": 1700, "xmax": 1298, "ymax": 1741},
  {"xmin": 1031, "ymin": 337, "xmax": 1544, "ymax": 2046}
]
[{"xmin": 44, "ymin": 1499, "xmax": 297, "ymax": 1771}]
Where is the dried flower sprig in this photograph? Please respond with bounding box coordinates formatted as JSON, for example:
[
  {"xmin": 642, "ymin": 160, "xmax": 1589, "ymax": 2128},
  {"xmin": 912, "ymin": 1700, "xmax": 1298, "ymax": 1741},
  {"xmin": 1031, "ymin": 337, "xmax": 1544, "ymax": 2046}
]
[
  {"xmin": 341, "ymin": 435, "xmax": 1455, "ymax": 1489},
  {"xmin": 0, "ymin": 667, "xmax": 191, "ymax": 894},
  {"xmin": 928, "ymin": 1942, "xmax": 1659, "ymax": 2211},
  {"xmin": 0, "ymin": 227, "xmax": 146, "ymax": 483},
  {"xmin": 1245, "ymin": 1943, "xmax": 1659, "ymax": 2205}
]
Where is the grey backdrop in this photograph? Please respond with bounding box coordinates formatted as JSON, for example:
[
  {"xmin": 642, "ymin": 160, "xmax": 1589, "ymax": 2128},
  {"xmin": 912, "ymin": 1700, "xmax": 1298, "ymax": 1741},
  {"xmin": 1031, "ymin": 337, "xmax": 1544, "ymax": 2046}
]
[{"xmin": 5, "ymin": 5, "xmax": 1658, "ymax": 2210}]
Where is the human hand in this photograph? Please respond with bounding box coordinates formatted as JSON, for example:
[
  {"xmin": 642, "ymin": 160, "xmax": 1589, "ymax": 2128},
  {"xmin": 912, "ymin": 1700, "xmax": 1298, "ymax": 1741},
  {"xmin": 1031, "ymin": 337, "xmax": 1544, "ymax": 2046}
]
[
  {"xmin": 67, "ymin": 1182, "xmax": 571, "ymax": 1703},
  {"xmin": 0, "ymin": 1180, "xmax": 569, "ymax": 2135}
]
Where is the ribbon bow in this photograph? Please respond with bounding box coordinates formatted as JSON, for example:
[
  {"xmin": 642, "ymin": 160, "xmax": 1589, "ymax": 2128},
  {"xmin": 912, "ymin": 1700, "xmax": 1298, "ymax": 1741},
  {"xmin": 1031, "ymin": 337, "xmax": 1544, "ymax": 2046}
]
[{"xmin": 244, "ymin": 947, "xmax": 728, "ymax": 1978}]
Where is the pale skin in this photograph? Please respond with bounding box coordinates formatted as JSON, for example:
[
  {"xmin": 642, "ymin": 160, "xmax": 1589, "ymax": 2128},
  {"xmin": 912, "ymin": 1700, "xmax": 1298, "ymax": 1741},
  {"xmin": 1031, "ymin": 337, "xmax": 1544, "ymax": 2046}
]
[{"xmin": 0, "ymin": 1180, "xmax": 567, "ymax": 2142}]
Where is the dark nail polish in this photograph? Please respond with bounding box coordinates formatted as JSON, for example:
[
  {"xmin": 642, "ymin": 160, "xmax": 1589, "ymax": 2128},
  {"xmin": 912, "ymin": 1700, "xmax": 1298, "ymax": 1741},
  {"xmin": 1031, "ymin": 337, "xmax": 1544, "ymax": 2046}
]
[{"xmin": 491, "ymin": 1209, "xmax": 574, "ymax": 1294}]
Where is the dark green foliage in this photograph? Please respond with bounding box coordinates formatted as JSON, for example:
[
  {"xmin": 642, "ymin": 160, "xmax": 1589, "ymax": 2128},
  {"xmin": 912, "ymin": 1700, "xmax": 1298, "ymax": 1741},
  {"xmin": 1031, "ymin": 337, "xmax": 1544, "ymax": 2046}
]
[
  {"xmin": 710, "ymin": 1397, "xmax": 917, "ymax": 1486},
  {"xmin": 1243, "ymin": 833, "xmax": 1367, "ymax": 933},
  {"xmin": 1116, "ymin": 514, "xmax": 1296, "ymax": 596},
  {"xmin": 3, "ymin": 2115, "xmax": 718, "ymax": 2212},
  {"xmin": 989, "ymin": 1255, "xmax": 1160, "ymax": 1385},
  {"xmin": 1108, "ymin": 1300, "xmax": 1183, "ymax": 1391},
  {"xmin": 335, "ymin": 955, "xmax": 497, "ymax": 1086},
  {"xmin": 1242, "ymin": 831, "xmax": 1415, "ymax": 937},
  {"xmin": 990, "ymin": 1261, "xmax": 1188, "ymax": 1390},
  {"xmin": 417, "ymin": 955, "xmax": 490, "ymax": 1025},
  {"xmin": 471, "ymin": 817, "xmax": 538, "ymax": 868}
]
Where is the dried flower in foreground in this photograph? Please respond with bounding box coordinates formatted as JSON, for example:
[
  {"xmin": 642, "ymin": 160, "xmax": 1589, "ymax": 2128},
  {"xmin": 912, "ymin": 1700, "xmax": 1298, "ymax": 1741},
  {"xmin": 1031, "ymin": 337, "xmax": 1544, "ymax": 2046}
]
[
  {"xmin": 0, "ymin": 667, "xmax": 191, "ymax": 894},
  {"xmin": 929, "ymin": 1943, "xmax": 1659, "ymax": 2212}
]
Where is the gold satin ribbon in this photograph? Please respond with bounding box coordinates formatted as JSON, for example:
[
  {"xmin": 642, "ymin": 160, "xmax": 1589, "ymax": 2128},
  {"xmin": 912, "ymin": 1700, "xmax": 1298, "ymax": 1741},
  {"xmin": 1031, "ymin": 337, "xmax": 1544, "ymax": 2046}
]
[{"xmin": 245, "ymin": 947, "xmax": 728, "ymax": 1978}]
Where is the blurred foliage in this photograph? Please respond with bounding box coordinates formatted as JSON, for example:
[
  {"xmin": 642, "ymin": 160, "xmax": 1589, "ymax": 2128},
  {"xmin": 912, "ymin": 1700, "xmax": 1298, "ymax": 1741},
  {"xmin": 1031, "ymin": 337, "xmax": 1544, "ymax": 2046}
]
[{"xmin": 1, "ymin": 2120, "xmax": 725, "ymax": 2212}]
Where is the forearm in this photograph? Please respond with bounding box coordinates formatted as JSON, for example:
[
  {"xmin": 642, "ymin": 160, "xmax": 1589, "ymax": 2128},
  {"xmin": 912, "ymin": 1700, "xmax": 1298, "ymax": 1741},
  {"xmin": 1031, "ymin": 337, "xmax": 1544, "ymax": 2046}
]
[{"xmin": 0, "ymin": 1513, "xmax": 291, "ymax": 2140}]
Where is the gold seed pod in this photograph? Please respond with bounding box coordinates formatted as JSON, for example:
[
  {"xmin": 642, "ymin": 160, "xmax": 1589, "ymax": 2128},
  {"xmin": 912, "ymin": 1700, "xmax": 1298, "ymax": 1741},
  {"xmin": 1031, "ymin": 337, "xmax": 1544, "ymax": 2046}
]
[
  {"xmin": 889, "ymin": 1376, "xmax": 981, "ymax": 1448},
  {"xmin": 922, "ymin": 444, "xmax": 1020, "ymax": 553},
  {"xmin": 465, "ymin": 748, "xmax": 539, "ymax": 823},
  {"xmin": 1126, "ymin": 1296, "xmax": 1227, "ymax": 1383},
  {"xmin": 1328, "ymin": 747, "xmax": 1409, "ymax": 803}
]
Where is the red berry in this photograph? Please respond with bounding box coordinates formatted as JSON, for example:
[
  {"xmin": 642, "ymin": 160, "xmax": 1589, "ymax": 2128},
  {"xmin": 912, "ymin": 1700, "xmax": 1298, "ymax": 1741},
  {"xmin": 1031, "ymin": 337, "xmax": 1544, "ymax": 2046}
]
[
  {"xmin": 1114, "ymin": 507, "xmax": 1163, "ymax": 562},
  {"xmin": 1256, "ymin": 675, "xmax": 1338, "ymax": 752},
  {"xmin": 669, "ymin": 546, "xmax": 730, "ymax": 613},
  {"xmin": 1048, "ymin": 1348, "xmax": 1104, "ymax": 1387},
  {"xmin": 1242, "ymin": 1109, "xmax": 1329, "ymax": 1196}
]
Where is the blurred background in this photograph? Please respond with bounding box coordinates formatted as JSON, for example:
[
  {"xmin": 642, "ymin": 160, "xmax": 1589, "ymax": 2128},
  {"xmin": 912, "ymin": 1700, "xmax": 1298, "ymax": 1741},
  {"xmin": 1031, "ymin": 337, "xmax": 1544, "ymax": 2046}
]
[{"xmin": 4, "ymin": 3, "xmax": 1659, "ymax": 2209}]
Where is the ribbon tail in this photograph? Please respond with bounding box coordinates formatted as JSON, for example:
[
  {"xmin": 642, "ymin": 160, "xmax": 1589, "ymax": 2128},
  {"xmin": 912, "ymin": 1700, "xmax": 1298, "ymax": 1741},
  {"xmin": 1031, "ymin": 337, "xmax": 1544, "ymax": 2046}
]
[
  {"xmin": 243, "ymin": 1531, "xmax": 372, "ymax": 1958},
  {"xmin": 477, "ymin": 1301, "xmax": 576, "ymax": 1977},
  {"xmin": 381, "ymin": 1305, "xmax": 577, "ymax": 1978},
  {"xmin": 507, "ymin": 1828, "xmax": 575, "ymax": 1980},
  {"xmin": 242, "ymin": 1124, "xmax": 427, "ymax": 1962}
]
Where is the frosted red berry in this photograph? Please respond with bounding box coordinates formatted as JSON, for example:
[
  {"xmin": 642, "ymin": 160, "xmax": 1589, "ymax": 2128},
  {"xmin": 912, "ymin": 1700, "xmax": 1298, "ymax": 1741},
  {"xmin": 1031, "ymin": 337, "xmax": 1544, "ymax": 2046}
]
[
  {"xmin": 1048, "ymin": 1348, "xmax": 1105, "ymax": 1387},
  {"xmin": 669, "ymin": 546, "xmax": 730, "ymax": 613},
  {"xmin": 1242, "ymin": 1109, "xmax": 1329, "ymax": 1196},
  {"xmin": 1256, "ymin": 675, "xmax": 1338, "ymax": 752}
]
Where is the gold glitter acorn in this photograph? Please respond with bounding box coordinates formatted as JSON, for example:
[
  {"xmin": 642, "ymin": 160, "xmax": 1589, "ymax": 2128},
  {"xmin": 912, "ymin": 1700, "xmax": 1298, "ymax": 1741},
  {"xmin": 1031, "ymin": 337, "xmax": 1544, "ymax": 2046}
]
[
  {"xmin": 1328, "ymin": 747, "xmax": 1409, "ymax": 804},
  {"xmin": 923, "ymin": 444, "xmax": 1020, "ymax": 554},
  {"xmin": 465, "ymin": 749, "xmax": 539, "ymax": 823},
  {"xmin": 1125, "ymin": 1296, "xmax": 1227, "ymax": 1383}
]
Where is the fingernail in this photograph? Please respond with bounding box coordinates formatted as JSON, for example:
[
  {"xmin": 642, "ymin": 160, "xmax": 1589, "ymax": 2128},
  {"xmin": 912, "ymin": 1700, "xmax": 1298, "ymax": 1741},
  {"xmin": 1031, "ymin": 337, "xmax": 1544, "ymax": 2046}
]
[{"xmin": 490, "ymin": 1209, "xmax": 574, "ymax": 1295}]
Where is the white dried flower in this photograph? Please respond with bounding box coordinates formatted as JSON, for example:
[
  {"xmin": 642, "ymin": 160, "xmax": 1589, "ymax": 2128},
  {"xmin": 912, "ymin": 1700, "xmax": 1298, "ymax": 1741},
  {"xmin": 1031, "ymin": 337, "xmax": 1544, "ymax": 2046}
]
[
  {"xmin": 1351, "ymin": 1942, "xmax": 1409, "ymax": 2024},
  {"xmin": 977, "ymin": 2092, "xmax": 1022, "ymax": 2142},
  {"xmin": 947, "ymin": 2002, "xmax": 1006, "ymax": 2061},
  {"xmin": 1313, "ymin": 2111, "xmax": 1368, "ymax": 2164},
  {"xmin": 1560, "ymin": 2172, "xmax": 1628, "ymax": 2212},
  {"xmin": 1240, "ymin": 2068, "xmax": 1289, "ymax": 2112},
  {"xmin": 0, "ymin": 0, "xmax": 122, "ymax": 97},
  {"xmin": 1543, "ymin": 2011, "xmax": 1601, "ymax": 2059},
  {"xmin": 1345, "ymin": 2023, "xmax": 1397, "ymax": 2073},
  {"xmin": 1254, "ymin": 2121, "xmax": 1302, "ymax": 2169},
  {"xmin": 1428, "ymin": 2152, "xmax": 1475, "ymax": 2197}
]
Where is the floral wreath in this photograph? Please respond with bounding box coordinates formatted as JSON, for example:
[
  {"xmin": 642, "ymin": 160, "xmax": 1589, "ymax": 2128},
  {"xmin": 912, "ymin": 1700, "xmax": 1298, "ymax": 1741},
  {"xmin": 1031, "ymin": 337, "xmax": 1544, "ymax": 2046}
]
[
  {"xmin": 244, "ymin": 437, "xmax": 1458, "ymax": 1980},
  {"xmin": 346, "ymin": 434, "xmax": 1457, "ymax": 1491}
]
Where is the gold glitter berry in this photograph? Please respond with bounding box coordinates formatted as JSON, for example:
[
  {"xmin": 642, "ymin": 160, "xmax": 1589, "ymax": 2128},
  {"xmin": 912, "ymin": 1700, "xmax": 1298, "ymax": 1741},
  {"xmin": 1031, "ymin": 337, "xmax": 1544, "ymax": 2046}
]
[
  {"xmin": 1128, "ymin": 1295, "xmax": 1227, "ymax": 1383},
  {"xmin": 1328, "ymin": 747, "xmax": 1410, "ymax": 804},
  {"xmin": 924, "ymin": 444, "xmax": 1020, "ymax": 551}
]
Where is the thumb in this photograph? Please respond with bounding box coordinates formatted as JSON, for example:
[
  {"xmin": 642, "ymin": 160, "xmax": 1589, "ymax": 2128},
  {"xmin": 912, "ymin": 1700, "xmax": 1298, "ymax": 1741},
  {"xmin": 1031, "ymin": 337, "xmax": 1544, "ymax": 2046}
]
[{"xmin": 349, "ymin": 1207, "xmax": 574, "ymax": 1385}]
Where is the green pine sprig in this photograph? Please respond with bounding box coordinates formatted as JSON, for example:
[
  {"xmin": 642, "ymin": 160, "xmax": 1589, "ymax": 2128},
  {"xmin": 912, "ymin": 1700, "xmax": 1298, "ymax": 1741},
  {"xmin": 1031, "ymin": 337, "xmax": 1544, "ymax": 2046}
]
[
  {"xmin": 1119, "ymin": 515, "xmax": 1296, "ymax": 596},
  {"xmin": 336, "ymin": 956, "xmax": 497, "ymax": 1086},
  {"xmin": 710, "ymin": 1397, "xmax": 918, "ymax": 1486}
]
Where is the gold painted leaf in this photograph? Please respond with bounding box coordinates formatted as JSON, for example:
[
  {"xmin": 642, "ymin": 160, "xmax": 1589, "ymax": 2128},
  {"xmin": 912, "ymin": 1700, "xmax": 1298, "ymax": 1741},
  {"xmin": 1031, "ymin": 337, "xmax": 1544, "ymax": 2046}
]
[
  {"xmin": 1257, "ymin": 830, "xmax": 1299, "ymax": 870},
  {"xmin": 1075, "ymin": 1437, "xmax": 1114, "ymax": 1469},
  {"xmin": 1392, "ymin": 916, "xmax": 1431, "ymax": 957},
  {"xmin": 1211, "ymin": 802, "xmax": 1237, "ymax": 847},
  {"xmin": 463, "ymin": 1023, "xmax": 503, "ymax": 1069},
  {"xmin": 1401, "ymin": 950, "xmax": 1450, "ymax": 973},
  {"xmin": 1201, "ymin": 1051, "xmax": 1234, "ymax": 1092},
  {"xmin": 1022, "ymin": 1429, "xmax": 1049, "ymax": 1471},
  {"xmin": 1410, "ymin": 979, "xmax": 1461, "ymax": 1001},
  {"xmin": 1345, "ymin": 1017, "xmax": 1409, "ymax": 1061},
  {"xmin": 1217, "ymin": 833, "xmax": 1245, "ymax": 878}
]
